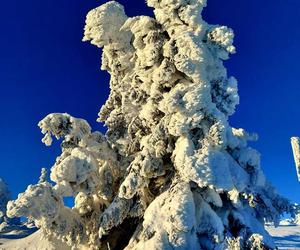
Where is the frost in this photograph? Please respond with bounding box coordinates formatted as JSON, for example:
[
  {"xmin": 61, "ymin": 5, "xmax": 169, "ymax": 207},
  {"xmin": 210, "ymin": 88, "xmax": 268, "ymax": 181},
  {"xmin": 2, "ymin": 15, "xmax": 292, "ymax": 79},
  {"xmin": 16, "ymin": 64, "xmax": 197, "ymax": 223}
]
[
  {"xmin": 207, "ymin": 26, "xmax": 236, "ymax": 59},
  {"xmin": 82, "ymin": 1, "xmax": 131, "ymax": 48},
  {"xmin": 6, "ymin": 0, "xmax": 293, "ymax": 249},
  {"xmin": 38, "ymin": 113, "xmax": 91, "ymax": 147}
]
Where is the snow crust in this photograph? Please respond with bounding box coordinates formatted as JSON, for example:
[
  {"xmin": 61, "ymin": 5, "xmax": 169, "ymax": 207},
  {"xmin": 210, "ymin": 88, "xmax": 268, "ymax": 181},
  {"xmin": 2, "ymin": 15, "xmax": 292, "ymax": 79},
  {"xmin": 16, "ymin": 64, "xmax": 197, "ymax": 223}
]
[{"xmin": 6, "ymin": 1, "xmax": 293, "ymax": 249}]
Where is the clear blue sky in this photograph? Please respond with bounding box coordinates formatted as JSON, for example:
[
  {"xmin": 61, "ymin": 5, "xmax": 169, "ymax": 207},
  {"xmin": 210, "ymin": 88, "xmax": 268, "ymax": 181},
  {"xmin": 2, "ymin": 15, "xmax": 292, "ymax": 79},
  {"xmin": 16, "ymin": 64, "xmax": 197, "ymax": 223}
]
[{"xmin": 0, "ymin": 0, "xmax": 299, "ymax": 204}]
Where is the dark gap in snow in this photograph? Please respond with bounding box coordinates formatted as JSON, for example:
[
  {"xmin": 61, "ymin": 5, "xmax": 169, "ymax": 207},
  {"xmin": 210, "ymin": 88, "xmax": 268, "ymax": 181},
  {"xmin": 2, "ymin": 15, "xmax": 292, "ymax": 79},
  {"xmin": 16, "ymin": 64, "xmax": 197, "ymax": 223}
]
[{"xmin": 102, "ymin": 217, "xmax": 140, "ymax": 250}]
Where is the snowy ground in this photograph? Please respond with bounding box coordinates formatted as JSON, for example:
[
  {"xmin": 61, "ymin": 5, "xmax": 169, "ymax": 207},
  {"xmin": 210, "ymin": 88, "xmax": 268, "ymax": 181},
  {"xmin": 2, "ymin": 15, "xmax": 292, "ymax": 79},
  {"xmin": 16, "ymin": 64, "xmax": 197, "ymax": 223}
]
[
  {"xmin": 0, "ymin": 226, "xmax": 299, "ymax": 249},
  {"xmin": 266, "ymin": 225, "xmax": 300, "ymax": 249},
  {"xmin": 0, "ymin": 230, "xmax": 71, "ymax": 250}
]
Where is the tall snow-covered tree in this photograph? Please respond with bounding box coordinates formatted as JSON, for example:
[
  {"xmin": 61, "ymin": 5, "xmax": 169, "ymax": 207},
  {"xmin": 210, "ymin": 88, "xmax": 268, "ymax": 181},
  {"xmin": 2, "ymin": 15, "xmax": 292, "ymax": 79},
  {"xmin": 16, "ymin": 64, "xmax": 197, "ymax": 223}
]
[
  {"xmin": 7, "ymin": 1, "xmax": 293, "ymax": 249},
  {"xmin": 291, "ymin": 137, "xmax": 300, "ymax": 182}
]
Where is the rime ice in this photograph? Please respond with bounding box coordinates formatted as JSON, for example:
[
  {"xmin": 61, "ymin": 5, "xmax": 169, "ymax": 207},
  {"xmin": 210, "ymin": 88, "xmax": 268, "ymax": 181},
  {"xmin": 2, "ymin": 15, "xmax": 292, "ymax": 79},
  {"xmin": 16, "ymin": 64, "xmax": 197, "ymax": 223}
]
[{"xmin": 7, "ymin": 1, "xmax": 293, "ymax": 249}]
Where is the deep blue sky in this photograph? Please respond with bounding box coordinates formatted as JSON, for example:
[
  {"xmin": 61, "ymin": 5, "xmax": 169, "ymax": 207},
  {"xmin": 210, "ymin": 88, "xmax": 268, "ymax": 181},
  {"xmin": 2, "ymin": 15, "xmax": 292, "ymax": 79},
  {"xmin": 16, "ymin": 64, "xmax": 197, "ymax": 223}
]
[{"xmin": 0, "ymin": 0, "xmax": 299, "ymax": 204}]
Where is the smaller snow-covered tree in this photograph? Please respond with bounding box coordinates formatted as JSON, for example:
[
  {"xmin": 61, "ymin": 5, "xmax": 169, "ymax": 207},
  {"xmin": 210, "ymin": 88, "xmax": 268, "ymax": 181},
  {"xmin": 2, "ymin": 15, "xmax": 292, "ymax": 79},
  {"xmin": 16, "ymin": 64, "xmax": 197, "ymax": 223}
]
[
  {"xmin": 0, "ymin": 178, "xmax": 11, "ymax": 224},
  {"xmin": 0, "ymin": 178, "xmax": 20, "ymax": 232}
]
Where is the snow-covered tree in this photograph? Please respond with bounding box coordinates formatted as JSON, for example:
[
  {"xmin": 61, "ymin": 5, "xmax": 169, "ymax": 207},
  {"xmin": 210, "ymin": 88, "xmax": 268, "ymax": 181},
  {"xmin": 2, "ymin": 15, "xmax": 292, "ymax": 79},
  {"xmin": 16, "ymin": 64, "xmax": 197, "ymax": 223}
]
[
  {"xmin": 0, "ymin": 178, "xmax": 21, "ymax": 232},
  {"xmin": 7, "ymin": 1, "xmax": 293, "ymax": 249},
  {"xmin": 0, "ymin": 179, "xmax": 12, "ymax": 224},
  {"xmin": 291, "ymin": 137, "xmax": 300, "ymax": 182},
  {"xmin": 292, "ymin": 209, "xmax": 300, "ymax": 225}
]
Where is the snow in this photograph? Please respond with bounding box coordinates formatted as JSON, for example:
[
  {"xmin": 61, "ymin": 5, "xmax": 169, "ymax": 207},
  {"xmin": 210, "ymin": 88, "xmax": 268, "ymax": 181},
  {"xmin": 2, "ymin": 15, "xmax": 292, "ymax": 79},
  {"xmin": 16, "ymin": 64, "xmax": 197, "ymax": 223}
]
[
  {"xmin": 266, "ymin": 225, "xmax": 300, "ymax": 250},
  {"xmin": 82, "ymin": 1, "xmax": 130, "ymax": 49},
  {"xmin": 0, "ymin": 230, "xmax": 71, "ymax": 250},
  {"xmin": 125, "ymin": 182, "xmax": 200, "ymax": 250},
  {"xmin": 1, "ymin": 225, "xmax": 300, "ymax": 249}
]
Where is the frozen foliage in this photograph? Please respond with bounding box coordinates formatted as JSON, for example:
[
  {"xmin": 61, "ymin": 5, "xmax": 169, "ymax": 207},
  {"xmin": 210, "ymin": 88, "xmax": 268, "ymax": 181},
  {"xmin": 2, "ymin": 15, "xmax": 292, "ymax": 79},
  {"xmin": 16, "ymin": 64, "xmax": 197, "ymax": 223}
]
[
  {"xmin": 291, "ymin": 137, "xmax": 300, "ymax": 181},
  {"xmin": 7, "ymin": 1, "xmax": 293, "ymax": 249}
]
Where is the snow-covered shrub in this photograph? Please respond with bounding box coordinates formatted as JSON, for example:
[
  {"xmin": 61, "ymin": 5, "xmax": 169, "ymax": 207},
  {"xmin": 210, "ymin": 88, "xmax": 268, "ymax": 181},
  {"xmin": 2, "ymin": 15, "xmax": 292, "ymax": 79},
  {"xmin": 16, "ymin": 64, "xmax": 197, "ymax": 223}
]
[{"xmin": 7, "ymin": 1, "xmax": 293, "ymax": 249}]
